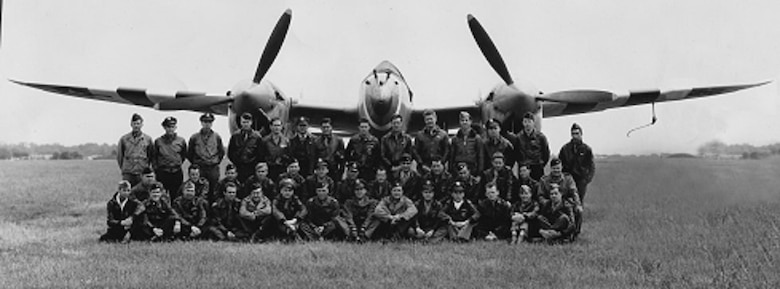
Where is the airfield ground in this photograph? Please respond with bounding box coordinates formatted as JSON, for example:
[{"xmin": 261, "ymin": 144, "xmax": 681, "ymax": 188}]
[{"xmin": 1, "ymin": 157, "xmax": 779, "ymax": 288}]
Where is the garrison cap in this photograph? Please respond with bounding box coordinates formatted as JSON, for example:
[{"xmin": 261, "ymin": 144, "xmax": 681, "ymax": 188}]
[
  {"xmin": 421, "ymin": 180, "xmax": 434, "ymax": 190},
  {"xmin": 240, "ymin": 112, "xmax": 253, "ymax": 120},
  {"xmin": 316, "ymin": 158, "xmax": 329, "ymax": 168},
  {"xmin": 523, "ymin": 112, "xmax": 535, "ymax": 120},
  {"xmin": 142, "ymin": 167, "xmax": 154, "ymax": 175},
  {"xmin": 150, "ymin": 182, "xmax": 163, "ymax": 191},
  {"xmin": 485, "ymin": 118, "xmax": 500, "ymax": 129},
  {"xmin": 131, "ymin": 113, "xmax": 143, "ymax": 122},
  {"xmin": 391, "ymin": 181, "xmax": 403, "ymax": 189},
  {"xmin": 457, "ymin": 162, "xmax": 469, "ymax": 172},
  {"xmin": 315, "ymin": 181, "xmax": 329, "ymax": 190},
  {"xmin": 452, "ymin": 181, "xmax": 465, "ymax": 192},
  {"xmin": 200, "ymin": 113, "xmax": 215, "ymax": 122},
  {"xmin": 225, "ymin": 163, "xmax": 236, "ymax": 171},
  {"xmin": 354, "ymin": 179, "xmax": 366, "ymax": 190},
  {"xmin": 297, "ymin": 116, "xmax": 309, "ymax": 126},
  {"xmin": 347, "ymin": 162, "xmax": 359, "ymax": 172},
  {"xmin": 492, "ymin": 152, "xmax": 505, "ymax": 160},
  {"xmin": 550, "ymin": 158, "xmax": 562, "ymax": 166},
  {"xmin": 571, "ymin": 123, "xmax": 582, "ymax": 132},
  {"xmin": 400, "ymin": 153, "xmax": 413, "ymax": 163},
  {"xmin": 162, "ymin": 116, "xmax": 177, "ymax": 127}
]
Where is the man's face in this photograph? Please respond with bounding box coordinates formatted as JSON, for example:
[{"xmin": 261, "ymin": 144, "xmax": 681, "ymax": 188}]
[
  {"xmin": 452, "ymin": 191, "xmax": 464, "ymax": 202},
  {"xmin": 391, "ymin": 118, "xmax": 403, "ymax": 132},
  {"xmin": 118, "ymin": 187, "xmax": 131, "ymax": 199},
  {"xmin": 315, "ymin": 166, "xmax": 328, "ymax": 177},
  {"xmin": 522, "ymin": 118, "xmax": 535, "ymax": 132},
  {"xmin": 271, "ymin": 120, "xmax": 282, "ymax": 134},
  {"xmin": 551, "ymin": 164, "xmax": 563, "ymax": 177},
  {"xmin": 131, "ymin": 120, "xmax": 143, "ymax": 133},
  {"xmin": 459, "ymin": 117, "xmax": 471, "ymax": 130},
  {"xmin": 225, "ymin": 169, "xmax": 237, "ymax": 180},
  {"xmin": 458, "ymin": 168, "xmax": 470, "ymax": 179},
  {"xmin": 519, "ymin": 187, "xmax": 532, "ymax": 202},
  {"xmin": 188, "ymin": 169, "xmax": 200, "ymax": 180},
  {"xmin": 375, "ymin": 170, "xmax": 387, "ymax": 182},
  {"xmin": 287, "ymin": 162, "xmax": 300, "ymax": 174},
  {"xmin": 200, "ymin": 121, "xmax": 213, "ymax": 130},
  {"xmin": 322, "ymin": 123, "xmax": 333, "ymax": 135},
  {"xmin": 240, "ymin": 118, "xmax": 253, "ymax": 130},
  {"xmin": 485, "ymin": 186, "xmax": 499, "ymax": 200},
  {"xmin": 224, "ymin": 187, "xmax": 237, "ymax": 201},
  {"xmin": 358, "ymin": 122, "xmax": 370, "ymax": 135},
  {"xmin": 316, "ymin": 187, "xmax": 329, "ymax": 199},
  {"xmin": 164, "ymin": 125, "xmax": 176, "ymax": 135},
  {"xmin": 142, "ymin": 173, "xmax": 156, "ymax": 184},
  {"xmin": 251, "ymin": 188, "xmax": 264, "ymax": 201},
  {"xmin": 254, "ymin": 165, "xmax": 268, "ymax": 179},
  {"xmin": 492, "ymin": 158, "xmax": 505, "ymax": 169},
  {"xmin": 422, "ymin": 190, "xmax": 434, "ymax": 201},
  {"xmin": 183, "ymin": 186, "xmax": 196, "ymax": 199},
  {"xmin": 354, "ymin": 186, "xmax": 367, "ymax": 198},
  {"xmin": 401, "ymin": 160, "xmax": 412, "ymax": 171},
  {"xmin": 297, "ymin": 123, "xmax": 308, "ymax": 134},
  {"xmin": 150, "ymin": 189, "xmax": 162, "ymax": 201},
  {"xmin": 347, "ymin": 169, "xmax": 359, "ymax": 179},
  {"xmin": 390, "ymin": 186, "xmax": 403, "ymax": 199},
  {"xmin": 487, "ymin": 126, "xmax": 500, "ymax": 138},
  {"xmin": 431, "ymin": 161, "xmax": 444, "ymax": 175},
  {"xmin": 280, "ymin": 187, "xmax": 294, "ymax": 199},
  {"xmin": 424, "ymin": 115, "xmax": 436, "ymax": 128},
  {"xmin": 519, "ymin": 166, "xmax": 530, "ymax": 179},
  {"xmin": 550, "ymin": 188, "xmax": 562, "ymax": 203},
  {"xmin": 571, "ymin": 129, "xmax": 582, "ymax": 142}
]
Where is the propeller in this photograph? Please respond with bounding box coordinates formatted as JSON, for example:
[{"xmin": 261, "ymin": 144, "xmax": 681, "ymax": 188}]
[
  {"xmin": 253, "ymin": 9, "xmax": 292, "ymax": 84},
  {"xmin": 467, "ymin": 14, "xmax": 514, "ymax": 86}
]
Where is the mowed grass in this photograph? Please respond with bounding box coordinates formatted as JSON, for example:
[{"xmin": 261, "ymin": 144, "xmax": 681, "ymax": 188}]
[{"xmin": 1, "ymin": 157, "xmax": 779, "ymax": 288}]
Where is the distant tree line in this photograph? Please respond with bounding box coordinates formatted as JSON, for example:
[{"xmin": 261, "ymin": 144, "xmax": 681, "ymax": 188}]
[
  {"xmin": 697, "ymin": 140, "xmax": 780, "ymax": 159},
  {"xmin": 0, "ymin": 143, "xmax": 117, "ymax": 160}
]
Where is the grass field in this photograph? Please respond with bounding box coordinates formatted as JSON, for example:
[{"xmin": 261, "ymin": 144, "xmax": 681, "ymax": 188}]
[{"xmin": 1, "ymin": 157, "xmax": 779, "ymax": 288}]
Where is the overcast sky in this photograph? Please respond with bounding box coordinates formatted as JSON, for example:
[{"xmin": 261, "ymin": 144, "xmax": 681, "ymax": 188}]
[{"xmin": 1, "ymin": 0, "xmax": 778, "ymax": 154}]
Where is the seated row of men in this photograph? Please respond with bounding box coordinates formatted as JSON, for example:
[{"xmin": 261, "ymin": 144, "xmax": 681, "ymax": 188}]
[{"xmin": 101, "ymin": 157, "xmax": 581, "ymax": 244}]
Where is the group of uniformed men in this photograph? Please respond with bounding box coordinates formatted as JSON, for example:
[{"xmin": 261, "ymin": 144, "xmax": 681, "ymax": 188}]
[{"xmin": 101, "ymin": 109, "xmax": 595, "ymax": 244}]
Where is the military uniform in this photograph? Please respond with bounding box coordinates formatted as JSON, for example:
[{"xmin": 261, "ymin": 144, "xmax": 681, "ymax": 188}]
[
  {"xmin": 171, "ymin": 195, "xmax": 209, "ymax": 240},
  {"xmin": 559, "ymin": 138, "xmax": 596, "ymax": 203},
  {"xmin": 139, "ymin": 197, "xmax": 180, "ymax": 241},
  {"xmin": 365, "ymin": 195, "xmax": 417, "ymax": 240},
  {"xmin": 271, "ymin": 195, "xmax": 308, "ymax": 241},
  {"xmin": 392, "ymin": 168, "xmax": 422, "ymax": 200},
  {"xmin": 261, "ymin": 133, "xmax": 289, "ymax": 182},
  {"xmin": 440, "ymin": 198, "xmax": 479, "ymax": 241},
  {"xmin": 278, "ymin": 172, "xmax": 307, "ymax": 199},
  {"xmin": 118, "ymin": 131, "xmax": 154, "ymax": 186},
  {"xmin": 303, "ymin": 175, "xmax": 335, "ymax": 201},
  {"xmin": 450, "ymin": 128, "xmax": 484, "ymax": 175},
  {"xmin": 380, "ymin": 131, "xmax": 415, "ymax": 170},
  {"xmin": 420, "ymin": 171, "xmax": 452, "ymax": 202},
  {"xmin": 228, "ymin": 128, "xmax": 265, "ymax": 183},
  {"xmin": 483, "ymin": 135, "xmax": 515, "ymax": 170},
  {"xmin": 239, "ymin": 194, "xmax": 273, "ymax": 240},
  {"xmin": 301, "ymin": 196, "xmax": 348, "ymax": 240},
  {"xmin": 515, "ymin": 129, "xmax": 550, "ymax": 181},
  {"xmin": 212, "ymin": 177, "xmax": 243, "ymax": 204},
  {"xmin": 537, "ymin": 200, "xmax": 574, "ymax": 242},
  {"xmin": 289, "ymin": 132, "xmax": 318, "ymax": 177},
  {"xmin": 187, "ymin": 124, "xmax": 225, "ymax": 196},
  {"xmin": 177, "ymin": 177, "xmax": 210, "ymax": 202},
  {"xmin": 538, "ymin": 172, "xmax": 582, "ymax": 238},
  {"xmin": 341, "ymin": 196, "xmax": 379, "ymax": 237},
  {"xmin": 510, "ymin": 199, "xmax": 539, "ymax": 240},
  {"xmin": 367, "ymin": 179, "xmax": 392, "ymax": 200},
  {"xmin": 99, "ymin": 192, "xmax": 145, "ymax": 242},
  {"xmin": 409, "ymin": 199, "xmax": 448, "ymax": 243},
  {"xmin": 345, "ymin": 133, "xmax": 381, "ymax": 181},
  {"xmin": 207, "ymin": 197, "xmax": 244, "ymax": 241},
  {"xmin": 315, "ymin": 133, "xmax": 346, "ymax": 181},
  {"xmin": 153, "ymin": 131, "xmax": 187, "ymax": 196},
  {"xmin": 473, "ymin": 197, "xmax": 512, "ymax": 240},
  {"xmin": 130, "ymin": 181, "xmax": 166, "ymax": 203},
  {"xmin": 413, "ymin": 126, "xmax": 450, "ymax": 170},
  {"xmin": 481, "ymin": 166, "xmax": 518, "ymax": 203},
  {"xmin": 334, "ymin": 177, "xmax": 362, "ymax": 204}
]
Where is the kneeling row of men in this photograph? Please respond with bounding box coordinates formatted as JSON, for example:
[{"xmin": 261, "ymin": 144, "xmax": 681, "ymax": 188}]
[{"xmin": 100, "ymin": 171, "xmax": 578, "ymax": 244}]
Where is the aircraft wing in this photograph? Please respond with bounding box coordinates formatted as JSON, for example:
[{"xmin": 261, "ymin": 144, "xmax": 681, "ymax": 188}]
[
  {"xmin": 10, "ymin": 80, "xmax": 231, "ymax": 115},
  {"xmin": 410, "ymin": 104, "xmax": 483, "ymax": 132},
  {"xmin": 289, "ymin": 103, "xmax": 360, "ymax": 135},
  {"xmin": 540, "ymin": 81, "xmax": 770, "ymax": 118}
]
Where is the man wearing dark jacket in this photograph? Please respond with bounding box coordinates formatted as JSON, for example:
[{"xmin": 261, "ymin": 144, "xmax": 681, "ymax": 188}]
[
  {"xmin": 228, "ymin": 113, "xmax": 265, "ymax": 183},
  {"xmin": 515, "ymin": 112, "xmax": 550, "ymax": 181},
  {"xmin": 100, "ymin": 180, "xmax": 145, "ymax": 242},
  {"xmin": 558, "ymin": 123, "xmax": 596, "ymax": 204}
]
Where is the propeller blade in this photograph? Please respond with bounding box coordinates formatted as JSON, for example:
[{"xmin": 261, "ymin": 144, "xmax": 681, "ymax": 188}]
[
  {"xmin": 539, "ymin": 90, "xmax": 615, "ymax": 104},
  {"xmin": 253, "ymin": 9, "xmax": 292, "ymax": 84},
  {"xmin": 467, "ymin": 14, "xmax": 513, "ymax": 85},
  {"xmin": 156, "ymin": 95, "xmax": 232, "ymax": 111}
]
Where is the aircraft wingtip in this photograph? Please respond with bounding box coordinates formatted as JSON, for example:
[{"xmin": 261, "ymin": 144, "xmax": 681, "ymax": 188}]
[
  {"xmin": 284, "ymin": 8, "xmax": 292, "ymax": 15},
  {"xmin": 467, "ymin": 14, "xmax": 475, "ymax": 21}
]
